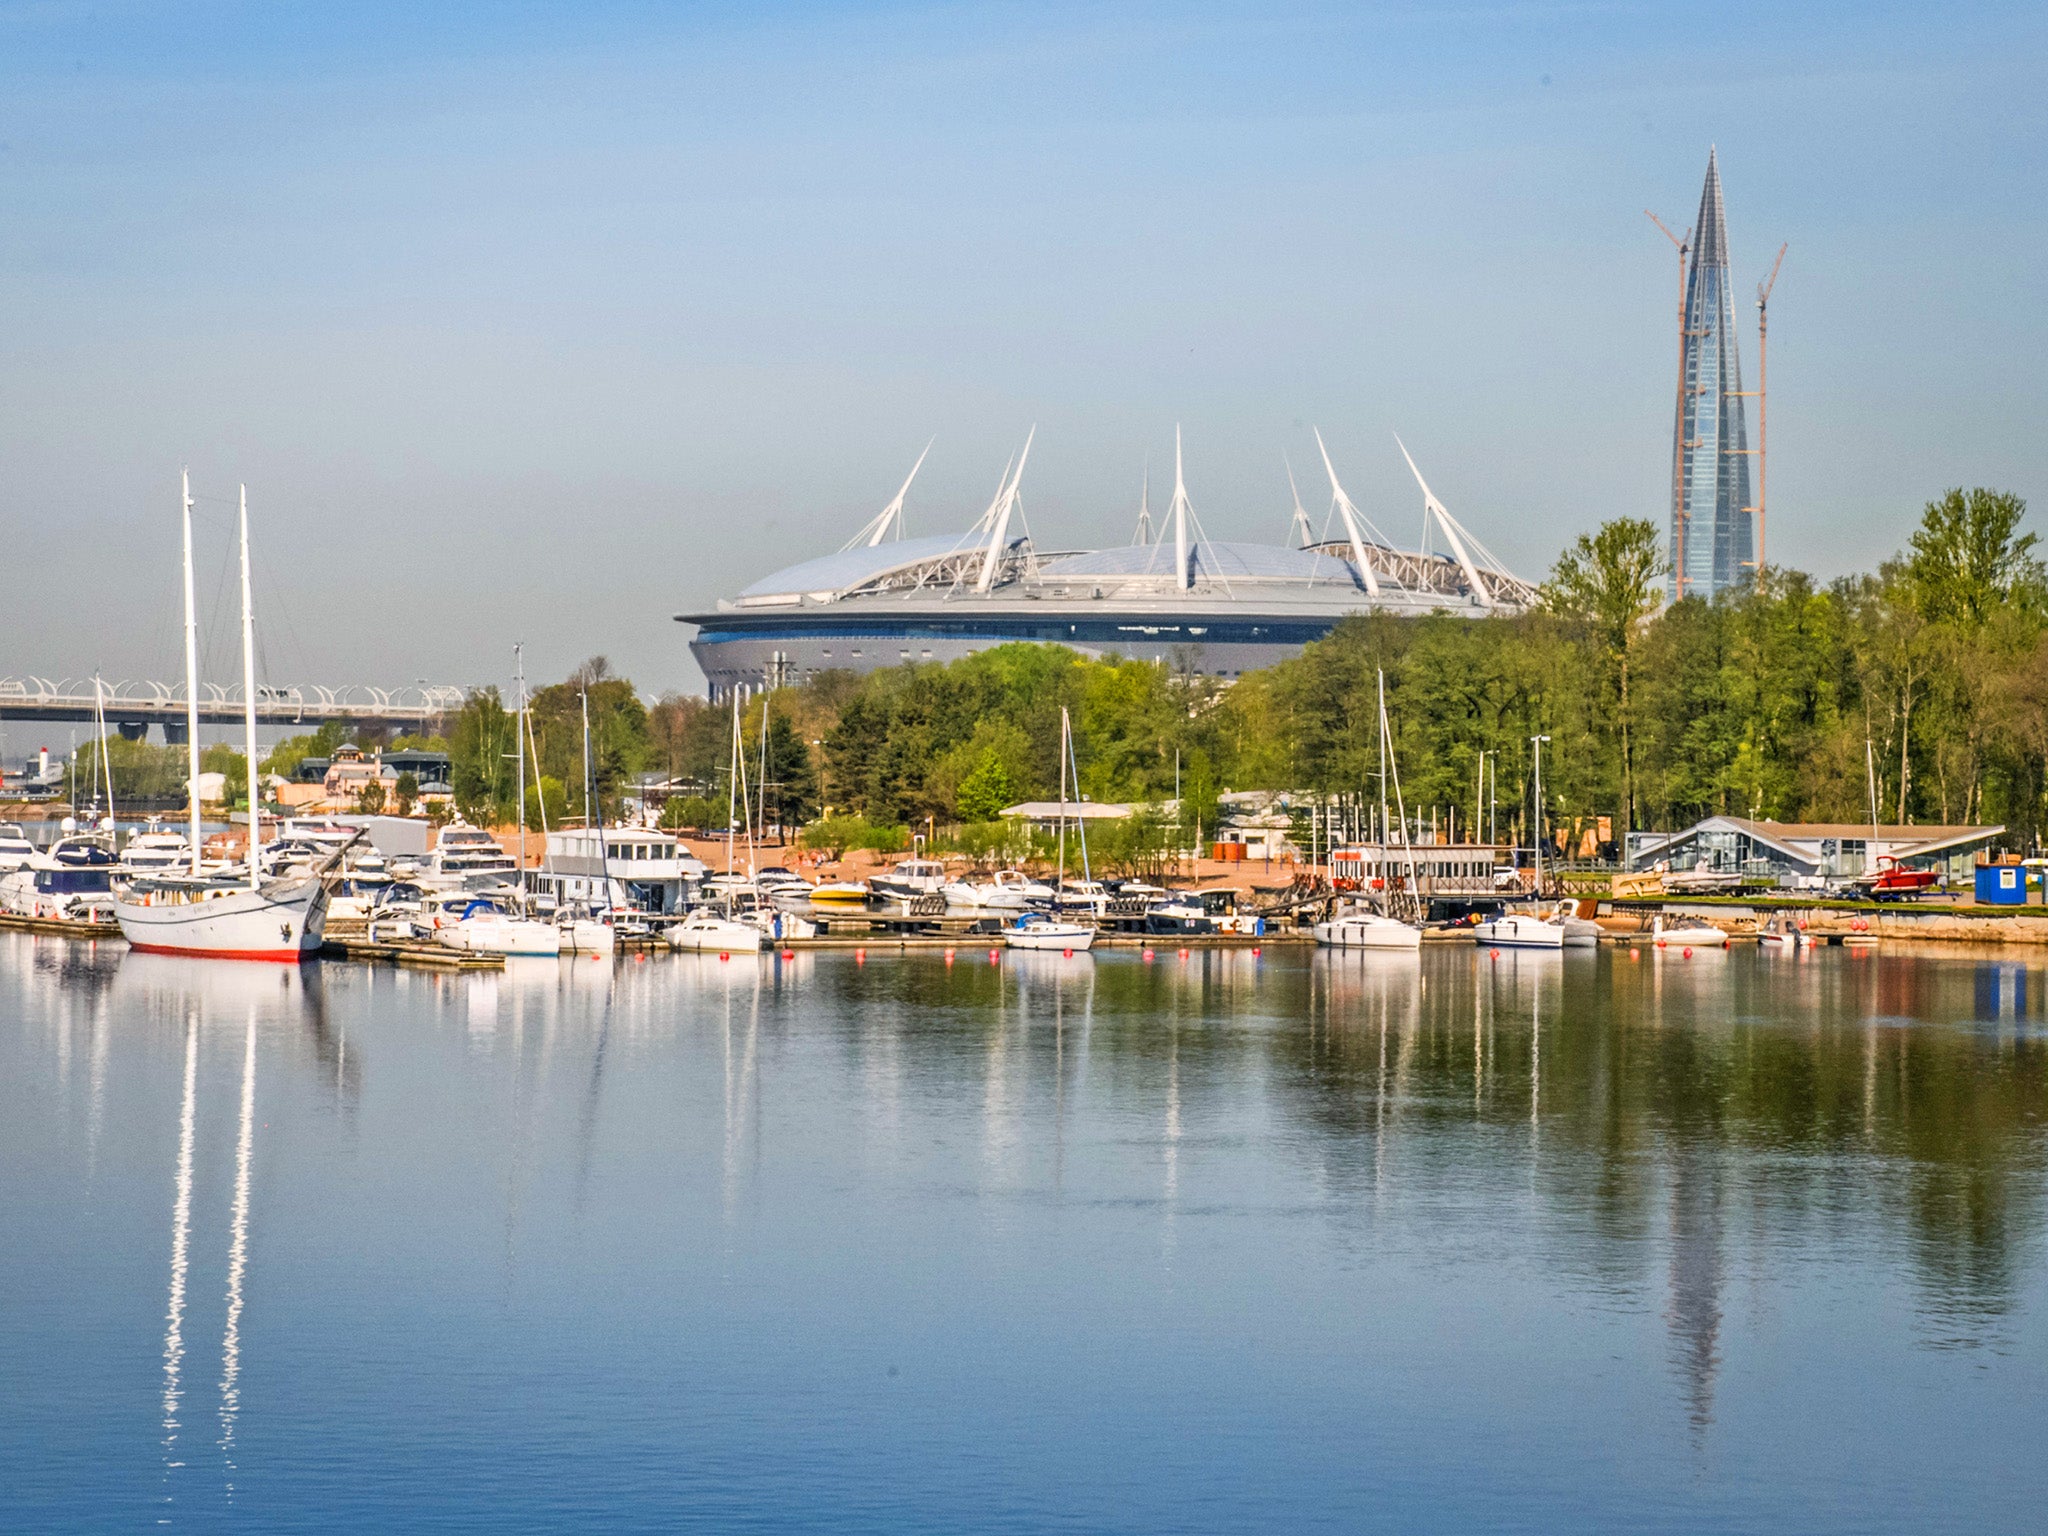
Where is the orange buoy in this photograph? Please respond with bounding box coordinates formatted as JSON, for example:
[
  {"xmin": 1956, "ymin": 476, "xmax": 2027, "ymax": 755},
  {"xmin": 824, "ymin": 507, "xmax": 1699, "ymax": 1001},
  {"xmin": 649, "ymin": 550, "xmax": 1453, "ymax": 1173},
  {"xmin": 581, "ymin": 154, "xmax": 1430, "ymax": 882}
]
[
  {"xmin": 1489, "ymin": 949, "xmax": 1501, "ymax": 960},
  {"xmin": 855, "ymin": 948, "xmax": 866, "ymax": 963}
]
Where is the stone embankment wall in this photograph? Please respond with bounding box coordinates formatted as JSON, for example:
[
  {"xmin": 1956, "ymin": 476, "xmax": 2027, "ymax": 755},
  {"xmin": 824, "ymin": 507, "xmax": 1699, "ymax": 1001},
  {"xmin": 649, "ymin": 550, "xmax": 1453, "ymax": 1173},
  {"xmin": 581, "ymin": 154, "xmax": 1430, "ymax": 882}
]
[{"xmin": 1610, "ymin": 901, "xmax": 2048, "ymax": 947}]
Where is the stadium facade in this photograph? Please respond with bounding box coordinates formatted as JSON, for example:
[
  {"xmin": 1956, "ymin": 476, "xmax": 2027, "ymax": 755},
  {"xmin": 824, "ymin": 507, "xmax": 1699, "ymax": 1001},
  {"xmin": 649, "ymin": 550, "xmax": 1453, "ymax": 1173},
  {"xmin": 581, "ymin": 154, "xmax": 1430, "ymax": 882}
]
[
  {"xmin": 679, "ymin": 431, "xmax": 1536, "ymax": 699},
  {"xmin": 1670, "ymin": 149, "xmax": 1755, "ymax": 600}
]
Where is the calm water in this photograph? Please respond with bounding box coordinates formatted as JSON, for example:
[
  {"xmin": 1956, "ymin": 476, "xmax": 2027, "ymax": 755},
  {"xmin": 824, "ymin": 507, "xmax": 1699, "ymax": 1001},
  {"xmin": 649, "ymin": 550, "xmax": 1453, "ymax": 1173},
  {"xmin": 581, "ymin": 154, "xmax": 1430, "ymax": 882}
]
[{"xmin": 3, "ymin": 934, "xmax": 2044, "ymax": 1534}]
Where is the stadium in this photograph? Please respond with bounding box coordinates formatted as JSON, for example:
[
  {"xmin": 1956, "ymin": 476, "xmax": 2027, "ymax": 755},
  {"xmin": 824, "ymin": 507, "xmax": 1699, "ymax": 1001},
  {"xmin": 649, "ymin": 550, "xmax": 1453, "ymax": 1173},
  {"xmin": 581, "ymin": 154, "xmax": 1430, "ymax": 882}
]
[{"xmin": 679, "ymin": 431, "xmax": 1536, "ymax": 699}]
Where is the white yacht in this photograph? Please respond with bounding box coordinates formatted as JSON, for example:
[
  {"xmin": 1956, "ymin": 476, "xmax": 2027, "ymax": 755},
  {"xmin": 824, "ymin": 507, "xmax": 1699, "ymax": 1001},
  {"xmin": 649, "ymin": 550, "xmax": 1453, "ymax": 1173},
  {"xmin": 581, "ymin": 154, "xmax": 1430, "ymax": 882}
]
[
  {"xmin": 1314, "ymin": 907, "xmax": 1423, "ymax": 950},
  {"xmin": 0, "ymin": 824, "xmax": 36, "ymax": 872},
  {"xmin": 1471, "ymin": 912, "xmax": 1565, "ymax": 950},
  {"xmin": 434, "ymin": 896, "xmax": 561, "ymax": 957},
  {"xmin": 430, "ymin": 822, "xmax": 519, "ymax": 885},
  {"xmin": 668, "ymin": 908, "xmax": 765, "ymax": 953},
  {"xmin": 869, "ymin": 858, "xmax": 948, "ymax": 898},
  {"xmin": 1002, "ymin": 911, "xmax": 1095, "ymax": 952},
  {"xmin": 0, "ymin": 830, "xmax": 120, "ymax": 923},
  {"xmin": 941, "ymin": 869, "xmax": 1053, "ymax": 911},
  {"xmin": 119, "ymin": 828, "xmax": 194, "ymax": 876},
  {"xmin": 1650, "ymin": 913, "xmax": 1730, "ymax": 949}
]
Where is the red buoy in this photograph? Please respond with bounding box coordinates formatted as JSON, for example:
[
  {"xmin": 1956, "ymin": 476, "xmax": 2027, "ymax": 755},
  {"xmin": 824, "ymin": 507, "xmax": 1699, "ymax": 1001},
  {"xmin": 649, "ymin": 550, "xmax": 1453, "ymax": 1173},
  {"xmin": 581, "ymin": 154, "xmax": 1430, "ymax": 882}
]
[
  {"xmin": 1683, "ymin": 947, "xmax": 1693, "ymax": 958},
  {"xmin": 1143, "ymin": 949, "xmax": 1155, "ymax": 961},
  {"xmin": 718, "ymin": 952, "xmax": 730, "ymax": 961},
  {"xmin": 1062, "ymin": 948, "xmax": 1074, "ymax": 958}
]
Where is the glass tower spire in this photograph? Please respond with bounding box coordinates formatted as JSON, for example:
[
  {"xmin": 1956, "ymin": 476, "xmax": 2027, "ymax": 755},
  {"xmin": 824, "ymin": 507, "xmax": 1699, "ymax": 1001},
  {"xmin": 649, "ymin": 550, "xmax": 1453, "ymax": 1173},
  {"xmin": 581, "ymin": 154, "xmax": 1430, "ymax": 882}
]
[{"xmin": 1671, "ymin": 149, "xmax": 1754, "ymax": 599}]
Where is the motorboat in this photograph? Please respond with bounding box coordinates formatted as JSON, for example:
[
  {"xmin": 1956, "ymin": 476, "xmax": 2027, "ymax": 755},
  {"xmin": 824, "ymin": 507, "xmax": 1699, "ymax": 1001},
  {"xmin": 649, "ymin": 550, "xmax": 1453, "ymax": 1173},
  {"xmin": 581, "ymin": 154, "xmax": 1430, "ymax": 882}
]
[
  {"xmin": 1549, "ymin": 899, "xmax": 1602, "ymax": 948},
  {"xmin": 365, "ymin": 882, "xmax": 429, "ymax": 943},
  {"xmin": 754, "ymin": 866, "xmax": 812, "ymax": 895},
  {"xmin": 436, "ymin": 897, "xmax": 561, "ymax": 956},
  {"xmin": 1314, "ymin": 907, "xmax": 1423, "ymax": 950},
  {"xmin": 1650, "ymin": 913, "xmax": 1730, "ymax": 949},
  {"xmin": 324, "ymin": 871, "xmax": 396, "ymax": 925},
  {"xmin": 1758, "ymin": 913, "xmax": 1811, "ymax": 950},
  {"xmin": 118, "ymin": 828, "xmax": 193, "ymax": 876},
  {"xmin": 668, "ymin": 908, "xmax": 765, "ymax": 952},
  {"xmin": 869, "ymin": 858, "xmax": 949, "ymax": 898},
  {"xmin": 1472, "ymin": 912, "xmax": 1565, "ymax": 950},
  {"xmin": 1002, "ymin": 911, "xmax": 1096, "ymax": 952},
  {"xmin": 429, "ymin": 822, "xmax": 520, "ymax": 885},
  {"xmin": 1855, "ymin": 856, "xmax": 1940, "ymax": 899},
  {"xmin": 941, "ymin": 869, "xmax": 1053, "ymax": 911},
  {"xmin": 1049, "ymin": 878, "xmax": 1111, "ymax": 916},
  {"xmin": 0, "ymin": 824, "xmax": 34, "ymax": 872},
  {"xmin": 808, "ymin": 881, "xmax": 871, "ymax": 906},
  {"xmin": 0, "ymin": 831, "xmax": 121, "ymax": 923}
]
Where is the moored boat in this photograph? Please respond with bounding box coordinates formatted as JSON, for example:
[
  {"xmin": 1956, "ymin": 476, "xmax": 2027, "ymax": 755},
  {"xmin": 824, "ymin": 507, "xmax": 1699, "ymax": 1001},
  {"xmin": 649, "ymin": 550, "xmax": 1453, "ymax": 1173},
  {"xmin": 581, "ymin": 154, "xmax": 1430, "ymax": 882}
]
[
  {"xmin": 1472, "ymin": 912, "xmax": 1565, "ymax": 950},
  {"xmin": 1315, "ymin": 907, "xmax": 1422, "ymax": 950},
  {"xmin": 1003, "ymin": 912, "xmax": 1095, "ymax": 952}
]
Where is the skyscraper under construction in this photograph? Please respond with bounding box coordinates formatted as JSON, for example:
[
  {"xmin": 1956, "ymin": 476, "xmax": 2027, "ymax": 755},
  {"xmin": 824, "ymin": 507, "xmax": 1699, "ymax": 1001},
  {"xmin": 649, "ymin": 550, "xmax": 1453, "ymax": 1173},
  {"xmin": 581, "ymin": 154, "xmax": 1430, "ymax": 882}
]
[{"xmin": 1670, "ymin": 150, "xmax": 1754, "ymax": 599}]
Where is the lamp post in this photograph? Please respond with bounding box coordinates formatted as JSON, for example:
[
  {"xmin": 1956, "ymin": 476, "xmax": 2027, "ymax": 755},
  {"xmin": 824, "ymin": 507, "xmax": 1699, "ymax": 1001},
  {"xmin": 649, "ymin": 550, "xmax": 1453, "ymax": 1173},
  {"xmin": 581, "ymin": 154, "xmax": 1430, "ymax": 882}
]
[{"xmin": 1530, "ymin": 735, "xmax": 1551, "ymax": 892}]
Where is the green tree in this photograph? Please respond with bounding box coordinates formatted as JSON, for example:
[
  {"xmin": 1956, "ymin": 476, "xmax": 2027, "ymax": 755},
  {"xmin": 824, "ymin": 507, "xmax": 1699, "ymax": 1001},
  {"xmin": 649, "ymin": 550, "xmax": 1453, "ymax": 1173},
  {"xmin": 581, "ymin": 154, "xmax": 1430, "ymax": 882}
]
[
  {"xmin": 956, "ymin": 748, "xmax": 1018, "ymax": 821},
  {"xmin": 449, "ymin": 687, "xmax": 515, "ymax": 824},
  {"xmin": 356, "ymin": 780, "xmax": 387, "ymax": 815},
  {"xmin": 1544, "ymin": 517, "xmax": 1666, "ymax": 834},
  {"xmin": 1906, "ymin": 488, "xmax": 2043, "ymax": 630},
  {"xmin": 394, "ymin": 771, "xmax": 419, "ymax": 817}
]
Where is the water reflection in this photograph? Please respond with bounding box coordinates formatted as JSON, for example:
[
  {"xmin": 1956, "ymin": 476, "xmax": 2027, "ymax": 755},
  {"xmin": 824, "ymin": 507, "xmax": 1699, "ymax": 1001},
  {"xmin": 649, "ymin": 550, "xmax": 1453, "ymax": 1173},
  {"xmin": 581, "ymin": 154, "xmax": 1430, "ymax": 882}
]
[{"xmin": 4, "ymin": 937, "xmax": 2046, "ymax": 1531}]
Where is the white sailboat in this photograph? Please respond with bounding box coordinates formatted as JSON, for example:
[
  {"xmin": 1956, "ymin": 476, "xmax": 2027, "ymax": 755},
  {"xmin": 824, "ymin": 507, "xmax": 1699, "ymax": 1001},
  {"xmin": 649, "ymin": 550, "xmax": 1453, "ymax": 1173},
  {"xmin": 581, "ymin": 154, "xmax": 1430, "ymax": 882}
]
[
  {"xmin": 670, "ymin": 693, "xmax": 764, "ymax": 953},
  {"xmin": 1005, "ymin": 708, "xmax": 1094, "ymax": 952},
  {"xmin": 1316, "ymin": 669, "xmax": 1422, "ymax": 950},
  {"xmin": 113, "ymin": 479, "xmax": 336, "ymax": 960}
]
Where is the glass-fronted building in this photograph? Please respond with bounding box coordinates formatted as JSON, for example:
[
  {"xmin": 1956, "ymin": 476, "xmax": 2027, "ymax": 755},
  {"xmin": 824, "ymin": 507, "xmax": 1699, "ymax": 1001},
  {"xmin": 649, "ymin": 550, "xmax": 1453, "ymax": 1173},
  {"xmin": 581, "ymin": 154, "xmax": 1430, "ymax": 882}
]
[{"xmin": 1670, "ymin": 150, "xmax": 1755, "ymax": 600}]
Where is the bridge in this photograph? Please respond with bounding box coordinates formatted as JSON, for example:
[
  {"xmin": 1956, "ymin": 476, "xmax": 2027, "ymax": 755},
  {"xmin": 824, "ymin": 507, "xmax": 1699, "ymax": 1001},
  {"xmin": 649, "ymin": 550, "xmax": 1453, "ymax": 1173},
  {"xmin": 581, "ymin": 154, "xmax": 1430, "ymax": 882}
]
[{"xmin": 0, "ymin": 676, "xmax": 470, "ymax": 743}]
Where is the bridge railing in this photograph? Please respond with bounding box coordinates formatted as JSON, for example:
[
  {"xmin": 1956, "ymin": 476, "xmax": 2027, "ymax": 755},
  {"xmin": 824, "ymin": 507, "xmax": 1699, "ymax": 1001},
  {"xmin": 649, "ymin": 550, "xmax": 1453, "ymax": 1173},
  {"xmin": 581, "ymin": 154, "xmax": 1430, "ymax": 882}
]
[{"xmin": 0, "ymin": 675, "xmax": 472, "ymax": 720}]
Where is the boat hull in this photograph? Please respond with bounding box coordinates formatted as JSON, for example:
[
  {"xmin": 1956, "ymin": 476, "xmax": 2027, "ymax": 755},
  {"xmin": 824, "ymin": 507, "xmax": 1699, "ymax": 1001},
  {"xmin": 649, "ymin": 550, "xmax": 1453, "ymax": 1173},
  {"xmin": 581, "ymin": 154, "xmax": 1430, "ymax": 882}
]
[
  {"xmin": 1473, "ymin": 916, "xmax": 1564, "ymax": 950},
  {"xmin": 1314, "ymin": 918, "xmax": 1422, "ymax": 950},
  {"xmin": 114, "ymin": 880, "xmax": 329, "ymax": 960},
  {"xmin": 1004, "ymin": 923, "xmax": 1095, "ymax": 951},
  {"xmin": 669, "ymin": 919, "xmax": 766, "ymax": 952}
]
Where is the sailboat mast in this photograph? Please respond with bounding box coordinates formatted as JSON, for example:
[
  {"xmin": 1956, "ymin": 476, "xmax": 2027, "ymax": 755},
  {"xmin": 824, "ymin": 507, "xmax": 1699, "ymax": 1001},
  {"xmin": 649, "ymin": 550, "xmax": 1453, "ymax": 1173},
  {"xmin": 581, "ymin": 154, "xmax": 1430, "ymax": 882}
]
[
  {"xmin": 238, "ymin": 486, "xmax": 260, "ymax": 892},
  {"xmin": 583, "ymin": 685, "xmax": 611, "ymax": 908},
  {"xmin": 724, "ymin": 691, "xmax": 740, "ymax": 903},
  {"xmin": 180, "ymin": 470, "xmax": 201, "ymax": 876},
  {"xmin": 1056, "ymin": 708, "xmax": 1068, "ymax": 893},
  {"xmin": 514, "ymin": 643, "xmax": 526, "ymax": 891}
]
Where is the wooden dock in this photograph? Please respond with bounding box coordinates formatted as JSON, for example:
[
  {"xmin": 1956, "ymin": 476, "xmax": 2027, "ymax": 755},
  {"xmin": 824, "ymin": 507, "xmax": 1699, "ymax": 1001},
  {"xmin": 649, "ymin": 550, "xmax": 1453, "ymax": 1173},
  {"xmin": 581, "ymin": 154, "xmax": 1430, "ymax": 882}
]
[
  {"xmin": 0, "ymin": 911, "xmax": 122, "ymax": 941},
  {"xmin": 319, "ymin": 936, "xmax": 505, "ymax": 970}
]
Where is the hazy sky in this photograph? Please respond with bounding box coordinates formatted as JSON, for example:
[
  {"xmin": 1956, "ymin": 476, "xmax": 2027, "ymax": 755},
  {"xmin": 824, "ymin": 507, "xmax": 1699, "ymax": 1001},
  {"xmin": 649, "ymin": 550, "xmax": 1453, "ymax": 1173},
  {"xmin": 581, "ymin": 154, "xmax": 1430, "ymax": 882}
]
[{"xmin": 3, "ymin": 0, "xmax": 2043, "ymax": 703}]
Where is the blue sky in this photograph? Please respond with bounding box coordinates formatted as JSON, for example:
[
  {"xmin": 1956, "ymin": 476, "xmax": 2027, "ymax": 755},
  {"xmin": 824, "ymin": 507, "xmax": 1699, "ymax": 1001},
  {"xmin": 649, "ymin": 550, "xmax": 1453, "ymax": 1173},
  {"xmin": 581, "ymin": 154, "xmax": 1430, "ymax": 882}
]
[{"xmin": 3, "ymin": 1, "xmax": 2043, "ymax": 698}]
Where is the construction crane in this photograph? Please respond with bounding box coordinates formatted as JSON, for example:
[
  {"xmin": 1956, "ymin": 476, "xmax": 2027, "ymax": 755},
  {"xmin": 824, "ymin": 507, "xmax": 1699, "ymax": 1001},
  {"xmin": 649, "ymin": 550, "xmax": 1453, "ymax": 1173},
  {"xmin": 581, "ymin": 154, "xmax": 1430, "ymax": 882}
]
[
  {"xmin": 1647, "ymin": 210, "xmax": 1693, "ymax": 598},
  {"xmin": 1754, "ymin": 243, "xmax": 1787, "ymax": 580}
]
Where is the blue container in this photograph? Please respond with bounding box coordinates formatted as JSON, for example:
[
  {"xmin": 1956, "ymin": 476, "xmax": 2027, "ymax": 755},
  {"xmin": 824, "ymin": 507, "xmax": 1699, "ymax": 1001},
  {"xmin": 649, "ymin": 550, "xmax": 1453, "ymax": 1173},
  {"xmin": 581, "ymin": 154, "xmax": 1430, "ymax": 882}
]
[{"xmin": 1975, "ymin": 864, "xmax": 2026, "ymax": 905}]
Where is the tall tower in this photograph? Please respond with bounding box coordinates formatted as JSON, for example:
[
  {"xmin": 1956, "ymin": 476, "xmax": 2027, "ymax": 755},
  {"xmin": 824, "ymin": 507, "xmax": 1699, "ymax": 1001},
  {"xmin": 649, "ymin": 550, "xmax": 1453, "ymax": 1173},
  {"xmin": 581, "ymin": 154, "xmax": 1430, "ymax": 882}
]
[{"xmin": 1670, "ymin": 149, "xmax": 1753, "ymax": 600}]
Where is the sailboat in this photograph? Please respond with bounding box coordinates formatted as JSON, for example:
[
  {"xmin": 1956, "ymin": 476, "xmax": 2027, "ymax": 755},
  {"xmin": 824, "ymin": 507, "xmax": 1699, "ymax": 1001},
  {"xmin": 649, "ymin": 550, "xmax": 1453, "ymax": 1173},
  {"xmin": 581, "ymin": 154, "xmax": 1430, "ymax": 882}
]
[
  {"xmin": 669, "ymin": 693, "xmax": 765, "ymax": 953},
  {"xmin": 1315, "ymin": 670, "xmax": 1421, "ymax": 950},
  {"xmin": 1004, "ymin": 708, "xmax": 1095, "ymax": 952},
  {"xmin": 559, "ymin": 687, "xmax": 617, "ymax": 956},
  {"xmin": 113, "ymin": 479, "xmax": 340, "ymax": 959}
]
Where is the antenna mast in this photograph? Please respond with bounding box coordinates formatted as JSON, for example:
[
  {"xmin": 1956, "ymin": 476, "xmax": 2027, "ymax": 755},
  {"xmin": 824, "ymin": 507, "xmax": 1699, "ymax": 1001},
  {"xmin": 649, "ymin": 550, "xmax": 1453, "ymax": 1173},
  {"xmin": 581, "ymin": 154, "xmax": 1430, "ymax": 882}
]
[{"xmin": 1647, "ymin": 210, "xmax": 1693, "ymax": 598}]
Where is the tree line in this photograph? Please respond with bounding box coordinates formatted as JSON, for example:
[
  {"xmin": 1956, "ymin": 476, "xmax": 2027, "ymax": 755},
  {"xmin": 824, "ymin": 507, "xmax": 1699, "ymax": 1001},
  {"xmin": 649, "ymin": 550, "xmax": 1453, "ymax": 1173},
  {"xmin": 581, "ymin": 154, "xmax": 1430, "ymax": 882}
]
[{"xmin": 68, "ymin": 487, "xmax": 2039, "ymax": 853}]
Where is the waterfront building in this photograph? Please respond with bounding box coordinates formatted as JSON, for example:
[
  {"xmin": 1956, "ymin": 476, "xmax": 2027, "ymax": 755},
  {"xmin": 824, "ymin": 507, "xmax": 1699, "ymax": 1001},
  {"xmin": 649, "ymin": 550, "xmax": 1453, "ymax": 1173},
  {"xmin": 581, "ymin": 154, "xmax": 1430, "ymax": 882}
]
[
  {"xmin": 1669, "ymin": 149, "xmax": 1755, "ymax": 600},
  {"xmin": 1627, "ymin": 817, "xmax": 2004, "ymax": 883},
  {"xmin": 528, "ymin": 826, "xmax": 706, "ymax": 915},
  {"xmin": 680, "ymin": 433, "xmax": 1535, "ymax": 698}
]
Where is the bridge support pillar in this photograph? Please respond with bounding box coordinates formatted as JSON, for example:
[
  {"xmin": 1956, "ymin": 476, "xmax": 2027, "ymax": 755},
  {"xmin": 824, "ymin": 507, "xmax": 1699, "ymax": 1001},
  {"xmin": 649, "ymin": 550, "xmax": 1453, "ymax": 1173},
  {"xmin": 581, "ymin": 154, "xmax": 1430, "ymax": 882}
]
[
  {"xmin": 116, "ymin": 721, "xmax": 150, "ymax": 742},
  {"xmin": 162, "ymin": 721, "xmax": 189, "ymax": 745}
]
